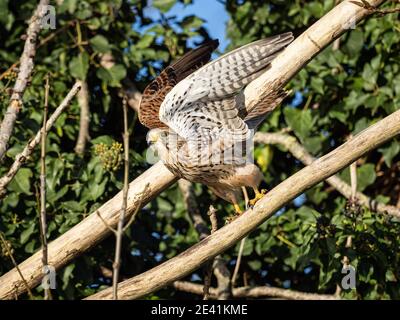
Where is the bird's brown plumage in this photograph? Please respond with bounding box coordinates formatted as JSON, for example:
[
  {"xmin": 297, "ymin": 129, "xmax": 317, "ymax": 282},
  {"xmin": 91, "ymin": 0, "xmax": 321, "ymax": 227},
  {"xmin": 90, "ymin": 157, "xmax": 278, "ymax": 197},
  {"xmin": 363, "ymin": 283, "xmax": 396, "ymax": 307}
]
[
  {"xmin": 139, "ymin": 39, "xmax": 219, "ymax": 129},
  {"xmin": 140, "ymin": 34, "xmax": 294, "ymax": 213}
]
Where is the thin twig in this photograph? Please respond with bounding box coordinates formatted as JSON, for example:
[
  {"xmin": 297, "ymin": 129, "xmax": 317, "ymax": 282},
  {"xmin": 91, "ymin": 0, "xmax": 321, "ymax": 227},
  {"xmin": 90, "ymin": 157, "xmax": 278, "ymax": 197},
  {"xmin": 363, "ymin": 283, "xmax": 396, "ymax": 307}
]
[
  {"xmin": 0, "ymin": 82, "xmax": 81, "ymax": 197},
  {"xmin": 95, "ymin": 211, "xmax": 117, "ymax": 235},
  {"xmin": 203, "ymin": 206, "xmax": 217, "ymax": 300},
  {"xmin": 112, "ymin": 96, "xmax": 130, "ymax": 300},
  {"xmin": 231, "ymin": 188, "xmax": 250, "ymax": 288},
  {"xmin": 0, "ymin": 0, "xmax": 50, "ymax": 160},
  {"xmin": 351, "ymin": 0, "xmax": 400, "ymax": 15},
  {"xmin": 350, "ymin": 161, "xmax": 357, "ymax": 201},
  {"xmin": 74, "ymin": 80, "xmax": 90, "ymax": 155},
  {"xmin": 231, "ymin": 237, "xmax": 246, "ymax": 288},
  {"xmin": 39, "ymin": 75, "xmax": 51, "ymax": 300},
  {"xmin": 332, "ymin": 1, "xmax": 342, "ymax": 50},
  {"xmin": 0, "ymin": 232, "xmax": 34, "ymax": 299},
  {"xmin": 122, "ymin": 185, "xmax": 149, "ymax": 233}
]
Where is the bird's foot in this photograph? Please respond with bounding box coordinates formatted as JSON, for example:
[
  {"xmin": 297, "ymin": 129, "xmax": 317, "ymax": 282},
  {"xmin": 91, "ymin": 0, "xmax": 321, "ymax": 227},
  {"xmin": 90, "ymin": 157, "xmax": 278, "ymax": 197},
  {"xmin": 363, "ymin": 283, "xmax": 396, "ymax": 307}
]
[
  {"xmin": 225, "ymin": 203, "xmax": 243, "ymax": 224},
  {"xmin": 248, "ymin": 189, "xmax": 267, "ymax": 208}
]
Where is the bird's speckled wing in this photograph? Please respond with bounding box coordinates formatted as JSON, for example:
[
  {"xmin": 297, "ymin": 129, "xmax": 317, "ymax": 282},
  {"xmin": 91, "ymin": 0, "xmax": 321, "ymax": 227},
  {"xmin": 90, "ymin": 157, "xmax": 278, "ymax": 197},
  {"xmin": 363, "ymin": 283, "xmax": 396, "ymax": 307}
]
[
  {"xmin": 159, "ymin": 32, "xmax": 294, "ymax": 143},
  {"xmin": 138, "ymin": 40, "xmax": 219, "ymax": 129}
]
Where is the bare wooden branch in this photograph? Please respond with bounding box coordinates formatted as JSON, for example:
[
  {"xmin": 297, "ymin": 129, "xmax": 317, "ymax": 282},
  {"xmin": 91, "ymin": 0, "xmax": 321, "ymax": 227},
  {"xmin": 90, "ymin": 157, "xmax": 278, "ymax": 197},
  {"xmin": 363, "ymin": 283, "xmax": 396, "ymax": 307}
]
[
  {"xmin": 0, "ymin": 0, "xmax": 50, "ymax": 160},
  {"xmin": 0, "ymin": 162, "xmax": 177, "ymax": 299},
  {"xmin": 0, "ymin": 0, "xmax": 387, "ymax": 300},
  {"xmin": 86, "ymin": 108, "xmax": 400, "ymax": 300},
  {"xmin": 74, "ymin": 80, "xmax": 90, "ymax": 155},
  {"xmin": 254, "ymin": 132, "xmax": 400, "ymax": 218},
  {"xmin": 173, "ymin": 281, "xmax": 338, "ymax": 300},
  {"xmin": 0, "ymin": 82, "xmax": 81, "ymax": 198}
]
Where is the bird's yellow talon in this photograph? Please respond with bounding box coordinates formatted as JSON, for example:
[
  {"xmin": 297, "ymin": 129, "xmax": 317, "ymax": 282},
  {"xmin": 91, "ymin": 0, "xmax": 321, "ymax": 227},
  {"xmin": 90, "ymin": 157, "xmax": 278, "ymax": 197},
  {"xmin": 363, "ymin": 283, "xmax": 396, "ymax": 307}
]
[
  {"xmin": 248, "ymin": 188, "xmax": 268, "ymax": 208},
  {"xmin": 234, "ymin": 203, "xmax": 243, "ymax": 215}
]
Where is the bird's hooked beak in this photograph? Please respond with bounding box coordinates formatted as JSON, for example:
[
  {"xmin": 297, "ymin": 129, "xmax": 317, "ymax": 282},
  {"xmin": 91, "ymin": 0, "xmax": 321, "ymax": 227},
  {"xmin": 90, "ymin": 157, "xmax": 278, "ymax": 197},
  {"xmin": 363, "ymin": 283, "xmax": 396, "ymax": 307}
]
[{"xmin": 147, "ymin": 130, "xmax": 160, "ymax": 145}]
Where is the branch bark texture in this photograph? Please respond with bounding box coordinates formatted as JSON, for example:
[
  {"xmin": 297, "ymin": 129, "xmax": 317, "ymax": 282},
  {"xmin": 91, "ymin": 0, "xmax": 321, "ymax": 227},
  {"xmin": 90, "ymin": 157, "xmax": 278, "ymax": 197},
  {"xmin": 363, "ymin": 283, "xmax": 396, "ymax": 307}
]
[{"xmin": 0, "ymin": 0, "xmax": 49, "ymax": 160}]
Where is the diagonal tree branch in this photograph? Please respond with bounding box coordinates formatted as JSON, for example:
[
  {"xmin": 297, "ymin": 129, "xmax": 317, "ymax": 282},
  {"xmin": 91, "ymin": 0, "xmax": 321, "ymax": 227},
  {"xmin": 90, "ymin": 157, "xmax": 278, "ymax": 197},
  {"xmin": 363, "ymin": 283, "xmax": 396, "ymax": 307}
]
[
  {"xmin": 0, "ymin": 0, "xmax": 387, "ymax": 300},
  {"xmin": 173, "ymin": 281, "xmax": 338, "ymax": 300},
  {"xmin": 0, "ymin": 0, "xmax": 50, "ymax": 160},
  {"xmin": 0, "ymin": 82, "xmax": 82, "ymax": 197},
  {"xmin": 254, "ymin": 132, "xmax": 400, "ymax": 218},
  {"xmin": 86, "ymin": 108, "xmax": 400, "ymax": 300}
]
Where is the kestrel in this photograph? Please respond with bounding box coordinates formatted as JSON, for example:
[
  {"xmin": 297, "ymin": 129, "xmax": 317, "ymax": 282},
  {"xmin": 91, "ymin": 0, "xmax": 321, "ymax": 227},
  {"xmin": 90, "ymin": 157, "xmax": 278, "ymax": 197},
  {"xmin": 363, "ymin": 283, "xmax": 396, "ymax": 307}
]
[{"xmin": 139, "ymin": 33, "xmax": 294, "ymax": 214}]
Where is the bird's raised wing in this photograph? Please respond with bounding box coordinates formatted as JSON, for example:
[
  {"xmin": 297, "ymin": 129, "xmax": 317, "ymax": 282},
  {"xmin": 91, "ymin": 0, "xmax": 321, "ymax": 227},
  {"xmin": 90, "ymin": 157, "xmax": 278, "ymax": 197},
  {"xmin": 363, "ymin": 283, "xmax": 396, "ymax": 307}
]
[
  {"xmin": 159, "ymin": 33, "xmax": 294, "ymax": 144},
  {"xmin": 138, "ymin": 39, "xmax": 219, "ymax": 129}
]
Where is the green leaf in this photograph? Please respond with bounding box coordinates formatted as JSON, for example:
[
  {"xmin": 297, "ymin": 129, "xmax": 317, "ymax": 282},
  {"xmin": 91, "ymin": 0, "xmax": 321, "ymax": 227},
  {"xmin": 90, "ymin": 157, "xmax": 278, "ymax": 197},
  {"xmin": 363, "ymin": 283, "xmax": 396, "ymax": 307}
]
[
  {"xmin": 135, "ymin": 34, "xmax": 155, "ymax": 49},
  {"xmin": 339, "ymin": 163, "xmax": 376, "ymax": 192},
  {"xmin": 62, "ymin": 264, "xmax": 76, "ymax": 290},
  {"xmin": 9, "ymin": 168, "xmax": 33, "ymax": 195},
  {"xmin": 284, "ymin": 108, "xmax": 313, "ymax": 141},
  {"xmin": 20, "ymin": 223, "xmax": 35, "ymax": 245},
  {"xmin": 378, "ymin": 140, "xmax": 400, "ymax": 167},
  {"xmin": 89, "ymin": 35, "xmax": 110, "ymax": 53},
  {"xmin": 310, "ymin": 77, "xmax": 324, "ymax": 95},
  {"xmin": 248, "ymin": 260, "xmax": 262, "ymax": 271},
  {"xmin": 238, "ymin": 239, "xmax": 253, "ymax": 256},
  {"xmin": 69, "ymin": 52, "xmax": 89, "ymax": 80},
  {"xmin": 96, "ymin": 64, "xmax": 127, "ymax": 87},
  {"xmin": 153, "ymin": 0, "xmax": 176, "ymax": 13},
  {"xmin": 181, "ymin": 16, "xmax": 204, "ymax": 30},
  {"xmin": 344, "ymin": 29, "xmax": 364, "ymax": 55}
]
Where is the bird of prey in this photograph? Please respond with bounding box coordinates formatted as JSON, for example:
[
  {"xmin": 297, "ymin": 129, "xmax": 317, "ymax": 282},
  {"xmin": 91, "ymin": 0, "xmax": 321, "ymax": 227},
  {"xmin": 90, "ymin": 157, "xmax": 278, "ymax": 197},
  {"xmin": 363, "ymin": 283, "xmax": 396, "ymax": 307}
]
[{"xmin": 139, "ymin": 33, "xmax": 294, "ymax": 215}]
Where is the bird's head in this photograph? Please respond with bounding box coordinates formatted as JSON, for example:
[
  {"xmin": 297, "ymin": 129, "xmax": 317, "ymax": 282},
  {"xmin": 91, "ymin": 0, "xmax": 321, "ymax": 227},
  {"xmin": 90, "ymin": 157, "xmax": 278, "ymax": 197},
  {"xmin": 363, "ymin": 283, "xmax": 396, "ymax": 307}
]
[
  {"xmin": 146, "ymin": 128, "xmax": 169, "ymax": 146},
  {"xmin": 147, "ymin": 128, "xmax": 185, "ymax": 163}
]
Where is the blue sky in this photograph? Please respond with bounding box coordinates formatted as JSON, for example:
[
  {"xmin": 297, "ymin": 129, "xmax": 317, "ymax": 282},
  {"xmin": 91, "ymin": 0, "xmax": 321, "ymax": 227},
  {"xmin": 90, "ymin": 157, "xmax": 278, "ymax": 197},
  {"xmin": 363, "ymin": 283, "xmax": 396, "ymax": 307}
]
[{"xmin": 144, "ymin": 0, "xmax": 230, "ymax": 52}]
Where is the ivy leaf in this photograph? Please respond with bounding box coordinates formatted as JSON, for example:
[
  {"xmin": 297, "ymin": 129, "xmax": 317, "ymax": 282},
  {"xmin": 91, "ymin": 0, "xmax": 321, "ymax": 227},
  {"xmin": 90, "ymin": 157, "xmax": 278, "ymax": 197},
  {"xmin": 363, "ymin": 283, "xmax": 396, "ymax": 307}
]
[
  {"xmin": 9, "ymin": 168, "xmax": 33, "ymax": 195},
  {"xmin": 96, "ymin": 64, "xmax": 127, "ymax": 87},
  {"xmin": 344, "ymin": 29, "xmax": 364, "ymax": 55},
  {"xmin": 339, "ymin": 163, "xmax": 376, "ymax": 192},
  {"xmin": 181, "ymin": 16, "xmax": 204, "ymax": 30},
  {"xmin": 89, "ymin": 35, "xmax": 110, "ymax": 53},
  {"xmin": 135, "ymin": 34, "xmax": 154, "ymax": 49},
  {"xmin": 284, "ymin": 108, "xmax": 314, "ymax": 141},
  {"xmin": 153, "ymin": 0, "xmax": 176, "ymax": 13},
  {"xmin": 69, "ymin": 52, "xmax": 89, "ymax": 80},
  {"xmin": 20, "ymin": 223, "xmax": 35, "ymax": 245},
  {"xmin": 378, "ymin": 141, "xmax": 400, "ymax": 167}
]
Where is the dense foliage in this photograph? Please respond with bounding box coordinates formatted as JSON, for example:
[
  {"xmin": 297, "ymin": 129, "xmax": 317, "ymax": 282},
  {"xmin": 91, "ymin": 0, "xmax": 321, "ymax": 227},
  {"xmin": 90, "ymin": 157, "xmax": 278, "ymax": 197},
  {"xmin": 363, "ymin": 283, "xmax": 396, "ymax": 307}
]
[{"xmin": 0, "ymin": 0, "xmax": 399, "ymax": 299}]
